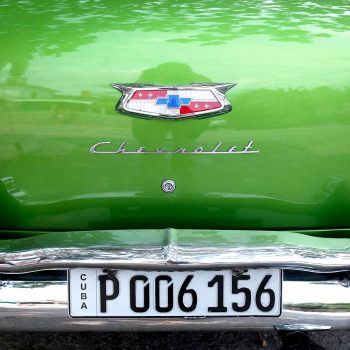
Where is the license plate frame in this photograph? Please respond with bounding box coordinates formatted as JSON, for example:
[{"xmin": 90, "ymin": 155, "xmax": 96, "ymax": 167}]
[{"xmin": 69, "ymin": 268, "xmax": 282, "ymax": 318}]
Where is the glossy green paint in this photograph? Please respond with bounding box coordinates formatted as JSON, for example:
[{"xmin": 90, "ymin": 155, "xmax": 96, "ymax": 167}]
[{"xmin": 0, "ymin": 1, "xmax": 350, "ymax": 232}]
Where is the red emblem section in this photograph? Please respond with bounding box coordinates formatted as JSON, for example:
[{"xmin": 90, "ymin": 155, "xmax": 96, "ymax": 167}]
[
  {"xmin": 131, "ymin": 90, "xmax": 167, "ymax": 100},
  {"xmin": 180, "ymin": 101, "xmax": 222, "ymax": 115}
]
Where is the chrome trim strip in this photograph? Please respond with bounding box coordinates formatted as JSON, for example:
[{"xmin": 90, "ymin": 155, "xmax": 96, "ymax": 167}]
[
  {"xmin": 0, "ymin": 275, "xmax": 349, "ymax": 331},
  {"xmin": 0, "ymin": 242, "xmax": 349, "ymax": 273}
]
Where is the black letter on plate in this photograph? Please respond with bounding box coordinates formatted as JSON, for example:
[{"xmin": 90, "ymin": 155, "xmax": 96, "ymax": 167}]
[
  {"xmin": 130, "ymin": 275, "xmax": 150, "ymax": 313},
  {"xmin": 155, "ymin": 275, "xmax": 173, "ymax": 312},
  {"xmin": 99, "ymin": 273, "xmax": 120, "ymax": 313}
]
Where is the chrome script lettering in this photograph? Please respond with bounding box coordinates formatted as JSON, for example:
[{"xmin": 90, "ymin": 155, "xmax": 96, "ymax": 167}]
[{"xmin": 90, "ymin": 141, "xmax": 259, "ymax": 155}]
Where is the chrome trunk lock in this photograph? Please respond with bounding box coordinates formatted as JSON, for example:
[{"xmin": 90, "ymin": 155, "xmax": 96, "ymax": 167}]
[{"xmin": 162, "ymin": 180, "xmax": 176, "ymax": 193}]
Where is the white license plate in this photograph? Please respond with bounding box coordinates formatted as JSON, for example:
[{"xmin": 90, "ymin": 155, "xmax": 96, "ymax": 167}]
[{"xmin": 69, "ymin": 268, "xmax": 282, "ymax": 317}]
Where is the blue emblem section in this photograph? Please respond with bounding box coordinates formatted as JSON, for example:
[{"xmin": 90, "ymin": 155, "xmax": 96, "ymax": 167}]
[{"xmin": 156, "ymin": 95, "xmax": 191, "ymax": 108}]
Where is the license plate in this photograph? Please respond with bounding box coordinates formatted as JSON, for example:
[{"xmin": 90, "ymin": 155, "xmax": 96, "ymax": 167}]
[{"xmin": 69, "ymin": 268, "xmax": 282, "ymax": 317}]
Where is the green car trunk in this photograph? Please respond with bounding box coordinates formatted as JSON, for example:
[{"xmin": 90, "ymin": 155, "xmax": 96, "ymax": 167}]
[{"xmin": 0, "ymin": 0, "xmax": 350, "ymax": 232}]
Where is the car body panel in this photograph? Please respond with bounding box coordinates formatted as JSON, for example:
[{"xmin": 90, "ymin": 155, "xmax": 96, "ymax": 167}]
[{"xmin": 0, "ymin": 0, "xmax": 350, "ymax": 232}]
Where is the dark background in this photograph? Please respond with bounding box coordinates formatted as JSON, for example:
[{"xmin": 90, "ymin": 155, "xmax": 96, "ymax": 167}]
[{"xmin": 0, "ymin": 331, "xmax": 349, "ymax": 350}]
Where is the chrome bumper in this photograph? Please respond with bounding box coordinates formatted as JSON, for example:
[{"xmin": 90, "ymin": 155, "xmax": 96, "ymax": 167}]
[{"xmin": 0, "ymin": 229, "xmax": 349, "ymax": 331}]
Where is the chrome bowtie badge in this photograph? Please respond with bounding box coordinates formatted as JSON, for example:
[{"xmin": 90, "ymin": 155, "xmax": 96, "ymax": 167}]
[{"xmin": 112, "ymin": 83, "xmax": 235, "ymax": 119}]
